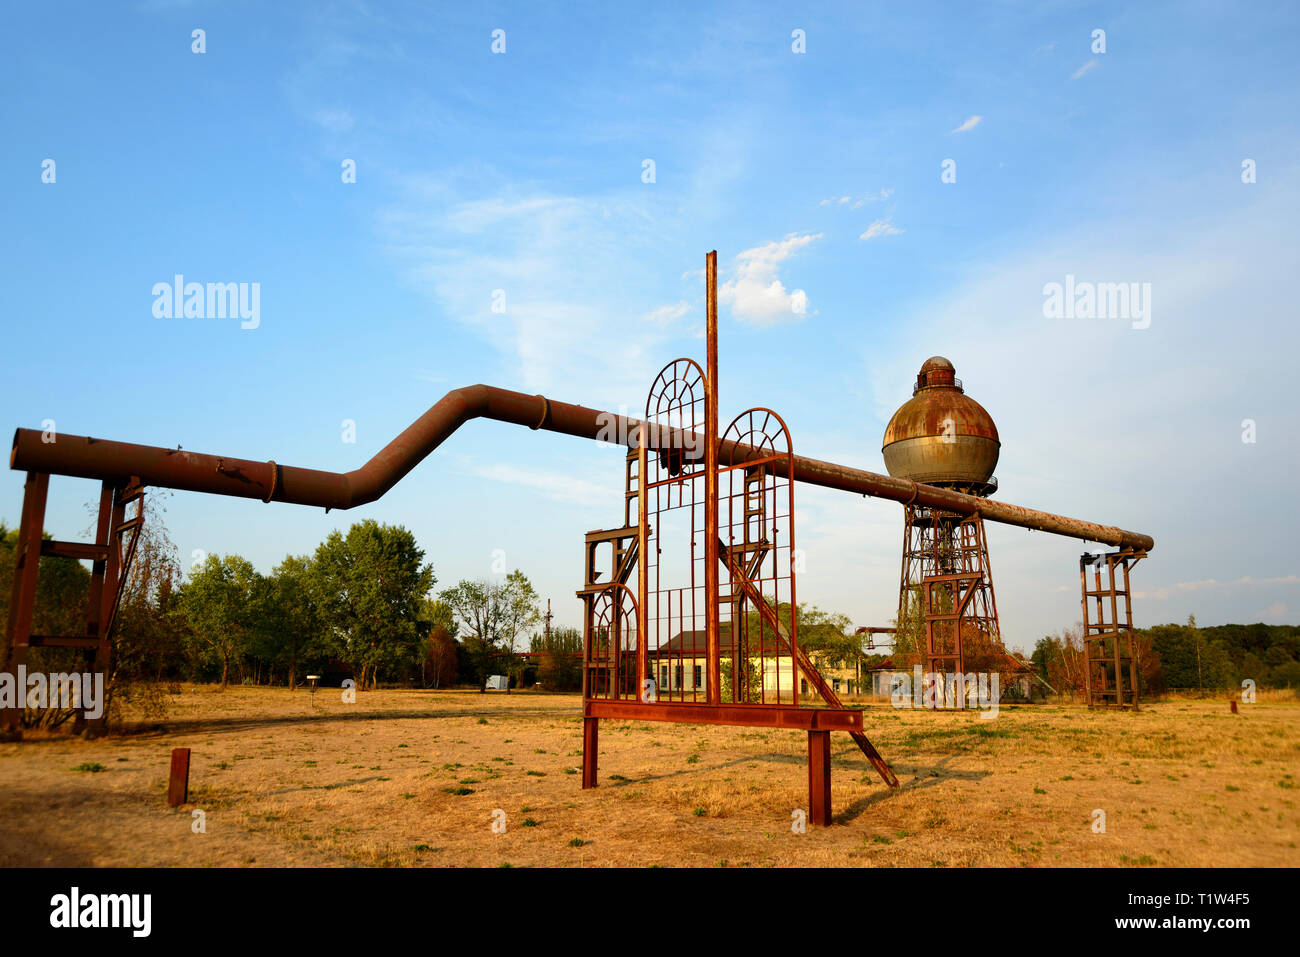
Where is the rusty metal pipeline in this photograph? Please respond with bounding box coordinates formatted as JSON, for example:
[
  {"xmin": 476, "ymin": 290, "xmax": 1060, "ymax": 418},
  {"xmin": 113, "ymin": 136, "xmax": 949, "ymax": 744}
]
[{"xmin": 9, "ymin": 383, "xmax": 1154, "ymax": 551}]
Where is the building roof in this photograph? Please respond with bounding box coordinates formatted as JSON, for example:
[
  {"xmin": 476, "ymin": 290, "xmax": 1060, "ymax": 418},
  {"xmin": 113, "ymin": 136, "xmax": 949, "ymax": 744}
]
[{"xmin": 651, "ymin": 625, "xmax": 736, "ymax": 657}]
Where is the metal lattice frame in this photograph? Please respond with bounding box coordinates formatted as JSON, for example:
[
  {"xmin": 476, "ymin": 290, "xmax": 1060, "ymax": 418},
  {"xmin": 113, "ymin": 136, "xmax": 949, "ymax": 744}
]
[
  {"xmin": 899, "ymin": 505, "xmax": 1003, "ymax": 709},
  {"xmin": 1081, "ymin": 548, "xmax": 1144, "ymax": 710},
  {"xmin": 718, "ymin": 408, "xmax": 797, "ymax": 706},
  {"xmin": 2, "ymin": 473, "xmax": 144, "ymax": 737},
  {"xmin": 641, "ymin": 357, "xmax": 710, "ymax": 705}
]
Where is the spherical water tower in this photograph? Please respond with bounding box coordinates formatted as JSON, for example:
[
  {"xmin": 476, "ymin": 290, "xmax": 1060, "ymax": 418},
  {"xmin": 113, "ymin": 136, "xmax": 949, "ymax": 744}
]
[{"xmin": 882, "ymin": 357, "xmax": 1005, "ymax": 695}]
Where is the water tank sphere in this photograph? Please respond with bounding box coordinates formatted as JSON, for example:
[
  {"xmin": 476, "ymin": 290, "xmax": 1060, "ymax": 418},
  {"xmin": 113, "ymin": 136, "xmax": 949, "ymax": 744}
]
[{"xmin": 881, "ymin": 356, "xmax": 1000, "ymax": 493}]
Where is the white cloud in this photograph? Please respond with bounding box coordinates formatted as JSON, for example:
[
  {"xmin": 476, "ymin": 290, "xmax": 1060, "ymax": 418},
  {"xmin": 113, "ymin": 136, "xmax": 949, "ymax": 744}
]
[
  {"xmin": 1136, "ymin": 575, "xmax": 1300, "ymax": 601},
  {"xmin": 717, "ymin": 233, "xmax": 820, "ymax": 326},
  {"xmin": 1072, "ymin": 59, "xmax": 1099, "ymax": 80},
  {"xmin": 821, "ymin": 188, "xmax": 893, "ymax": 209},
  {"xmin": 465, "ymin": 460, "xmax": 619, "ymax": 508},
  {"xmin": 860, "ymin": 218, "xmax": 903, "ymax": 240},
  {"xmin": 643, "ymin": 301, "xmax": 691, "ymax": 326},
  {"xmin": 377, "ymin": 189, "xmax": 688, "ymax": 404},
  {"xmin": 951, "ymin": 115, "xmax": 982, "ymax": 134},
  {"xmin": 312, "ymin": 108, "xmax": 355, "ymax": 132}
]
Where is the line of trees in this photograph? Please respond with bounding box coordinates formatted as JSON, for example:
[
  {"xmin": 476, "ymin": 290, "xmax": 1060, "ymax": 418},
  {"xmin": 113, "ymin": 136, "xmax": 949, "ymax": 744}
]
[
  {"xmin": 1031, "ymin": 616, "xmax": 1300, "ymax": 696},
  {"xmin": 11, "ymin": 504, "xmax": 1296, "ymax": 708},
  {"xmin": 1, "ymin": 503, "xmax": 559, "ymax": 708}
]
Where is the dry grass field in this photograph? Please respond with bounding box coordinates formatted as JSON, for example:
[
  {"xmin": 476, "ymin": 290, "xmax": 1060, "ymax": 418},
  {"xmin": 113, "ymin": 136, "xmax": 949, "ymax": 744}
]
[{"xmin": 1, "ymin": 685, "xmax": 1297, "ymax": 868}]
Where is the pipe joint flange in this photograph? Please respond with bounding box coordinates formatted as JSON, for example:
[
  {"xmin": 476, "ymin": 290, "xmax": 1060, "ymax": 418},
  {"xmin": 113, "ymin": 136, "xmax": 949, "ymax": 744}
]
[
  {"xmin": 903, "ymin": 480, "xmax": 920, "ymax": 506},
  {"xmin": 263, "ymin": 461, "xmax": 278, "ymax": 503},
  {"xmin": 530, "ymin": 395, "xmax": 550, "ymax": 430}
]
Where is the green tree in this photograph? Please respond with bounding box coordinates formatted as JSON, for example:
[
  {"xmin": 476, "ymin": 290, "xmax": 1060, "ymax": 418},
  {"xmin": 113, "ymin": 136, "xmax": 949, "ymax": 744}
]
[
  {"xmin": 175, "ymin": 554, "xmax": 263, "ymax": 687},
  {"xmin": 109, "ymin": 491, "xmax": 185, "ymax": 720},
  {"xmin": 1145, "ymin": 619, "xmax": 1233, "ymax": 692},
  {"xmin": 1271, "ymin": 661, "xmax": 1300, "ymax": 688},
  {"xmin": 422, "ymin": 598, "xmax": 462, "ymax": 689},
  {"xmin": 310, "ymin": 521, "xmax": 435, "ymax": 690},
  {"xmin": 258, "ymin": 554, "xmax": 327, "ymax": 689},
  {"xmin": 439, "ymin": 570, "xmax": 540, "ymax": 692},
  {"xmin": 891, "ymin": 590, "xmax": 926, "ymax": 669},
  {"xmin": 533, "ymin": 624, "xmax": 582, "ymax": 691}
]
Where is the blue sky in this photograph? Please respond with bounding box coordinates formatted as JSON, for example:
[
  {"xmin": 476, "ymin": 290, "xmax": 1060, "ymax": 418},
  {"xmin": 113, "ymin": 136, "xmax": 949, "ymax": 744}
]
[{"xmin": 3, "ymin": 1, "xmax": 1297, "ymax": 652}]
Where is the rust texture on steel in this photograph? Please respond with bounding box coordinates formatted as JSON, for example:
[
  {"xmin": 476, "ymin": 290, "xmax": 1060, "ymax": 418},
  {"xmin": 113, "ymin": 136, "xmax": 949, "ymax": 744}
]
[
  {"xmin": 900, "ymin": 507, "xmax": 1003, "ymax": 708},
  {"xmin": 10, "ymin": 406, "xmax": 1155, "ymax": 553},
  {"xmin": 704, "ymin": 250, "xmax": 721, "ymax": 706},
  {"xmin": 168, "ymin": 747, "xmax": 191, "ymax": 807},
  {"xmin": 882, "ymin": 357, "xmax": 1001, "ymax": 492},
  {"xmin": 1081, "ymin": 548, "xmax": 1144, "ymax": 710},
  {"xmin": 2, "ymin": 472, "xmax": 144, "ymax": 736}
]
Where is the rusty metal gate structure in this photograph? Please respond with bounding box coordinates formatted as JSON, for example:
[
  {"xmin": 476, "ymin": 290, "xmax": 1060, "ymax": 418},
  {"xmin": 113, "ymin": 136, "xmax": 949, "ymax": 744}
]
[
  {"xmin": 4, "ymin": 248, "xmax": 1156, "ymax": 822},
  {"xmin": 576, "ymin": 253, "xmax": 896, "ymax": 825}
]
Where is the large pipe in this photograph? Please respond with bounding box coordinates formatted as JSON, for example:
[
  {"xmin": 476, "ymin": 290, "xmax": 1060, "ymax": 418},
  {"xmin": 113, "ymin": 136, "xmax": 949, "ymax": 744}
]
[{"xmin": 9, "ymin": 383, "xmax": 1154, "ymax": 551}]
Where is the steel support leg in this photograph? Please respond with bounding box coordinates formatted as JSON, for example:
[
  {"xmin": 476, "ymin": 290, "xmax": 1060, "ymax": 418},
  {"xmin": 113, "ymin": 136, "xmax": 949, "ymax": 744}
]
[
  {"xmin": 809, "ymin": 729, "xmax": 832, "ymax": 826},
  {"xmin": 2, "ymin": 473, "xmax": 50, "ymax": 738},
  {"xmin": 582, "ymin": 716, "xmax": 599, "ymax": 789}
]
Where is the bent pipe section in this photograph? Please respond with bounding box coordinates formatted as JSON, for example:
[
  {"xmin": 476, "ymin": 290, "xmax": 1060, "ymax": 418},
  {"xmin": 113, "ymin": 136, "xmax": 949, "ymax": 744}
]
[{"xmin": 9, "ymin": 383, "xmax": 1155, "ymax": 551}]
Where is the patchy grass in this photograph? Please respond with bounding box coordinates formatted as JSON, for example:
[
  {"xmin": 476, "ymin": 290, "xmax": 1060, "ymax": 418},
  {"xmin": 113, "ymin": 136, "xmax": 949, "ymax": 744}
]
[{"xmin": 0, "ymin": 685, "xmax": 1297, "ymax": 867}]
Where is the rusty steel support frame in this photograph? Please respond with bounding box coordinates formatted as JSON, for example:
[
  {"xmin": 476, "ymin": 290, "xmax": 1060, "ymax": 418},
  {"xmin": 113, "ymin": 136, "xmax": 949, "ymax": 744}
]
[
  {"xmin": 2, "ymin": 472, "xmax": 144, "ymax": 738},
  {"xmin": 1081, "ymin": 549, "xmax": 1144, "ymax": 710},
  {"xmin": 900, "ymin": 507, "xmax": 1003, "ymax": 710}
]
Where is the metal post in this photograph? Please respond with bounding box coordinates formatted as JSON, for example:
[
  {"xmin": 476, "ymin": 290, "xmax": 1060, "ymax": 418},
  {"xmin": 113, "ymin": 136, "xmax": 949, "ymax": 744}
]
[
  {"xmin": 1080, "ymin": 555, "xmax": 1093, "ymax": 708},
  {"xmin": 2, "ymin": 472, "xmax": 50, "ymax": 737},
  {"xmin": 637, "ymin": 436, "xmax": 648, "ymax": 700},
  {"xmin": 1108, "ymin": 554, "xmax": 1124, "ymax": 708},
  {"xmin": 704, "ymin": 251, "xmax": 720, "ymax": 705},
  {"xmin": 167, "ymin": 748, "xmax": 191, "ymax": 806},
  {"xmin": 808, "ymin": 730, "xmax": 831, "ymax": 826},
  {"xmin": 581, "ymin": 716, "xmax": 599, "ymax": 789},
  {"xmin": 1123, "ymin": 556, "xmax": 1140, "ymax": 711},
  {"xmin": 73, "ymin": 482, "xmax": 116, "ymax": 735}
]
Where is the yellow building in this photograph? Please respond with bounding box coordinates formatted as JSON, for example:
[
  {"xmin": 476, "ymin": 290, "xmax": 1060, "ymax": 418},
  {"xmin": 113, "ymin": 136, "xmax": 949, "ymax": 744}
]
[{"xmin": 651, "ymin": 627, "xmax": 855, "ymax": 699}]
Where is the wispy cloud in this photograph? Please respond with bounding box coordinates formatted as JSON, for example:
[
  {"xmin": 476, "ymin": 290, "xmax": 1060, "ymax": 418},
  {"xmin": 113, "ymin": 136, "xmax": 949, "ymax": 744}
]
[
  {"xmin": 378, "ymin": 187, "xmax": 686, "ymax": 403},
  {"xmin": 1072, "ymin": 59, "xmax": 1099, "ymax": 80},
  {"xmin": 860, "ymin": 218, "xmax": 903, "ymax": 240},
  {"xmin": 951, "ymin": 115, "xmax": 982, "ymax": 134},
  {"xmin": 819, "ymin": 188, "xmax": 893, "ymax": 209},
  {"xmin": 464, "ymin": 460, "xmax": 619, "ymax": 508},
  {"xmin": 1135, "ymin": 575, "xmax": 1300, "ymax": 602},
  {"xmin": 718, "ymin": 233, "xmax": 820, "ymax": 325},
  {"xmin": 643, "ymin": 301, "xmax": 691, "ymax": 326},
  {"xmin": 312, "ymin": 108, "xmax": 355, "ymax": 132}
]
